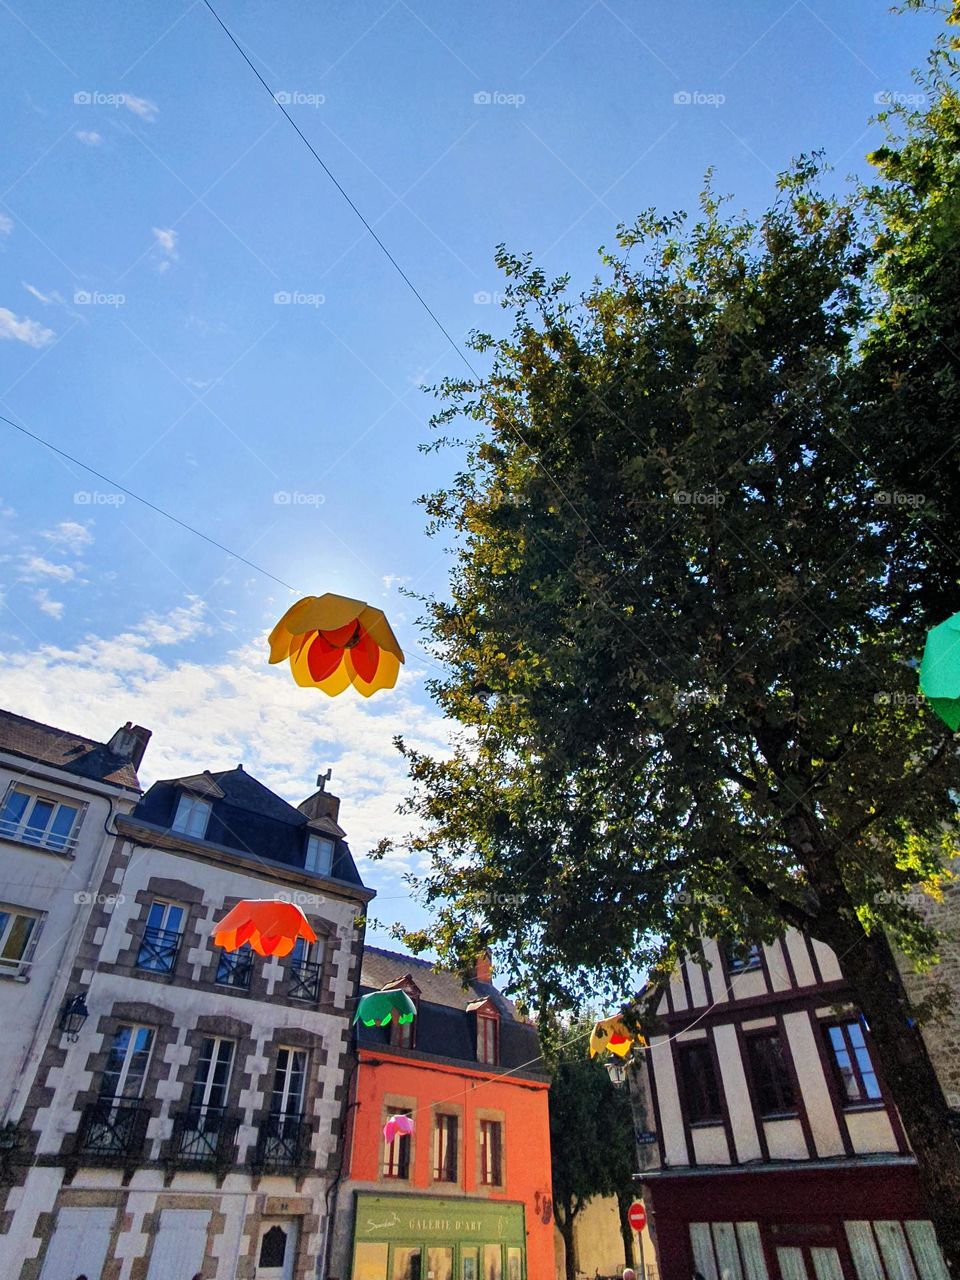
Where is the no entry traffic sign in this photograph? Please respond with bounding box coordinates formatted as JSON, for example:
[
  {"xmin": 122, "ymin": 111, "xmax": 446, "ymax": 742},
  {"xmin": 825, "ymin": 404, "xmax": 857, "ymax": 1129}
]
[{"xmin": 628, "ymin": 1201, "xmax": 647, "ymax": 1232}]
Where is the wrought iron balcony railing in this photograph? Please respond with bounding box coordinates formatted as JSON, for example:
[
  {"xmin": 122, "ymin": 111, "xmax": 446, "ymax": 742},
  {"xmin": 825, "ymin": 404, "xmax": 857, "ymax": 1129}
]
[
  {"xmin": 253, "ymin": 1112, "xmax": 311, "ymax": 1172},
  {"xmin": 287, "ymin": 960, "xmax": 322, "ymax": 1002},
  {"xmin": 76, "ymin": 1099, "xmax": 150, "ymax": 1161},
  {"xmin": 135, "ymin": 925, "xmax": 183, "ymax": 975},
  {"xmin": 169, "ymin": 1105, "xmax": 240, "ymax": 1170},
  {"xmin": 215, "ymin": 949, "xmax": 253, "ymax": 989}
]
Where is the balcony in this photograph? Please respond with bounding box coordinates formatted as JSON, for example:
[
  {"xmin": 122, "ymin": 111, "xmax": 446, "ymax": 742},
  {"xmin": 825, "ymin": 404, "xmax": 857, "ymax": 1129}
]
[
  {"xmin": 287, "ymin": 960, "xmax": 322, "ymax": 1002},
  {"xmin": 253, "ymin": 1112, "xmax": 311, "ymax": 1173},
  {"xmin": 76, "ymin": 1100, "xmax": 149, "ymax": 1162},
  {"xmin": 135, "ymin": 925, "xmax": 183, "ymax": 975},
  {"xmin": 216, "ymin": 949, "xmax": 253, "ymax": 990},
  {"xmin": 169, "ymin": 1105, "xmax": 240, "ymax": 1169},
  {"xmin": 0, "ymin": 813, "xmax": 79, "ymax": 855}
]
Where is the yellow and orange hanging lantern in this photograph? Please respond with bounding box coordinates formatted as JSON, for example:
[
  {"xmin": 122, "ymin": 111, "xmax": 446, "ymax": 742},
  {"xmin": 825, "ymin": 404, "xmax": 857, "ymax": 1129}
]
[
  {"xmin": 268, "ymin": 593, "xmax": 404, "ymax": 697},
  {"xmin": 213, "ymin": 899, "xmax": 317, "ymax": 958},
  {"xmin": 588, "ymin": 1014, "xmax": 647, "ymax": 1059}
]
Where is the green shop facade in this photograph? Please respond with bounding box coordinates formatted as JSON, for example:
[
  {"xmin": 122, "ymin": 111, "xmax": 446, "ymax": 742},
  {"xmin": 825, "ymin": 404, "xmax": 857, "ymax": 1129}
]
[{"xmin": 351, "ymin": 1193, "xmax": 527, "ymax": 1280}]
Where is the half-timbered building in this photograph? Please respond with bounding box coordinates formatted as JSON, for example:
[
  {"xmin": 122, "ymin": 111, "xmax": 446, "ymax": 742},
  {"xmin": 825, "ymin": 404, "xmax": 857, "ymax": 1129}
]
[{"xmin": 638, "ymin": 930, "xmax": 950, "ymax": 1280}]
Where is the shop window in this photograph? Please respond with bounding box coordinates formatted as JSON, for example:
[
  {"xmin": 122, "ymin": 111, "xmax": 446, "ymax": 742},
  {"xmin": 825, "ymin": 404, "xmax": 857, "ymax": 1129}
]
[
  {"xmin": 745, "ymin": 1031, "xmax": 796, "ymax": 1117},
  {"xmin": 382, "ymin": 1108, "xmax": 412, "ymax": 1179},
  {"xmin": 354, "ymin": 1243, "xmax": 389, "ymax": 1280},
  {"xmin": 483, "ymin": 1244, "xmax": 504, "ymax": 1280},
  {"xmin": 479, "ymin": 1118, "xmax": 503, "ymax": 1186},
  {"xmin": 678, "ymin": 1041, "xmax": 723, "ymax": 1124},
  {"xmin": 427, "ymin": 1248, "xmax": 453, "ymax": 1280},
  {"xmin": 392, "ymin": 1246, "xmax": 422, "ymax": 1279},
  {"xmin": 824, "ymin": 1020, "xmax": 881, "ymax": 1105}
]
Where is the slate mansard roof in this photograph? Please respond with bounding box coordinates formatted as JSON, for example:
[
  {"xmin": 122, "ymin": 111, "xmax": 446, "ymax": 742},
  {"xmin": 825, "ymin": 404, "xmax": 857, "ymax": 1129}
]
[
  {"xmin": 358, "ymin": 945, "xmax": 547, "ymax": 1078},
  {"xmin": 0, "ymin": 709, "xmax": 144, "ymax": 792},
  {"xmin": 129, "ymin": 765, "xmax": 369, "ymax": 891}
]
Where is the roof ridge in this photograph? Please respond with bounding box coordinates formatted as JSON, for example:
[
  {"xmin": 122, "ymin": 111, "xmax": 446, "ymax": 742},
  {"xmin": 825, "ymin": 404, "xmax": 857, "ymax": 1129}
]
[{"xmin": 0, "ymin": 707, "xmax": 105, "ymax": 751}]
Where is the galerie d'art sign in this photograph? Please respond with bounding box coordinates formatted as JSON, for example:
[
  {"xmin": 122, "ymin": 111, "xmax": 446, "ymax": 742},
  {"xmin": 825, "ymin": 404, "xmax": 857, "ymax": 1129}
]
[{"xmin": 355, "ymin": 1196, "xmax": 524, "ymax": 1245}]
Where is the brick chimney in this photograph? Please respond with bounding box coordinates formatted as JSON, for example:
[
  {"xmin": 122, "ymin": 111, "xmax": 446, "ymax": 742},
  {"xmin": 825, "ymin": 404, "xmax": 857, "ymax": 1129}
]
[
  {"xmin": 297, "ymin": 769, "xmax": 341, "ymax": 824},
  {"xmin": 107, "ymin": 722, "xmax": 152, "ymax": 770},
  {"xmin": 470, "ymin": 949, "xmax": 493, "ymax": 984}
]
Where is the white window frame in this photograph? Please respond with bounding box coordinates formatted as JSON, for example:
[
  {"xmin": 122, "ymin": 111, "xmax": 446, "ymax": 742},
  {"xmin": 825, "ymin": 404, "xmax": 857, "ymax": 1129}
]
[
  {"xmin": 305, "ymin": 833, "xmax": 335, "ymax": 875},
  {"xmin": 102, "ymin": 1023, "xmax": 154, "ymax": 1100},
  {"xmin": 0, "ymin": 904, "xmax": 43, "ymax": 977},
  {"xmin": 191, "ymin": 1036, "xmax": 235, "ymax": 1111},
  {"xmin": 0, "ymin": 783, "xmax": 84, "ymax": 854},
  {"xmin": 271, "ymin": 1046, "xmax": 307, "ymax": 1117},
  {"xmin": 172, "ymin": 791, "xmax": 212, "ymax": 838}
]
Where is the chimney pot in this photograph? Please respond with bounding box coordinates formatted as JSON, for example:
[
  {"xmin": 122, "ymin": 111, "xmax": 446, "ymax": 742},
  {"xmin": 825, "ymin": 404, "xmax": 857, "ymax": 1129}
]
[{"xmin": 107, "ymin": 723, "xmax": 151, "ymax": 771}]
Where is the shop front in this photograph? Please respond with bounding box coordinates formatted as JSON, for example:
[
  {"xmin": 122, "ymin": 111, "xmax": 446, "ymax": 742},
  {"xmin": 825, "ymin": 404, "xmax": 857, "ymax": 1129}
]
[{"xmin": 351, "ymin": 1192, "xmax": 527, "ymax": 1280}]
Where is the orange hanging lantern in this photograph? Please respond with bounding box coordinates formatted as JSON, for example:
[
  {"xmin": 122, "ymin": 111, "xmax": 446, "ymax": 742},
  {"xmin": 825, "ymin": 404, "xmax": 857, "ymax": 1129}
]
[
  {"xmin": 212, "ymin": 899, "xmax": 317, "ymax": 958},
  {"xmin": 268, "ymin": 593, "xmax": 404, "ymax": 697}
]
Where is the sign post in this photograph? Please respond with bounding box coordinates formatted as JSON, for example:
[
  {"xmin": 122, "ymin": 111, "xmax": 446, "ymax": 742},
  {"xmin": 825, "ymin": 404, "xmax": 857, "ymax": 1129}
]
[{"xmin": 628, "ymin": 1202, "xmax": 647, "ymax": 1278}]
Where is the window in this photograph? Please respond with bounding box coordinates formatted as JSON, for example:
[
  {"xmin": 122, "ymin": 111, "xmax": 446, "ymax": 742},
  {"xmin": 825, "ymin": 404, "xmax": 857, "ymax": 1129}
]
[
  {"xmin": 725, "ymin": 941, "xmax": 762, "ymax": 973},
  {"xmin": 678, "ymin": 1042, "xmax": 723, "ymax": 1124},
  {"xmin": 0, "ymin": 786, "xmax": 81, "ymax": 852},
  {"xmin": 271, "ymin": 1047, "xmax": 307, "ymax": 1117},
  {"xmin": 305, "ymin": 833, "xmax": 334, "ymax": 876},
  {"xmin": 745, "ymin": 1031, "xmax": 796, "ymax": 1116},
  {"xmin": 136, "ymin": 900, "xmax": 185, "ymax": 973},
  {"xmin": 825, "ymin": 1019, "xmax": 882, "ymax": 1104},
  {"xmin": 288, "ymin": 936, "xmax": 323, "ymax": 1001},
  {"xmin": 172, "ymin": 792, "xmax": 211, "ymax": 838},
  {"xmin": 0, "ymin": 906, "xmax": 40, "ymax": 973},
  {"xmin": 392, "ymin": 1016, "xmax": 415, "ymax": 1049},
  {"xmin": 101, "ymin": 1024, "xmax": 153, "ymax": 1099},
  {"xmin": 433, "ymin": 1113, "xmax": 459, "ymax": 1182},
  {"xmin": 215, "ymin": 948, "xmax": 252, "ymax": 989},
  {"xmin": 382, "ymin": 1108, "xmax": 412, "ymax": 1179},
  {"xmin": 479, "ymin": 1118, "xmax": 503, "ymax": 1186},
  {"xmin": 189, "ymin": 1037, "xmax": 234, "ymax": 1112},
  {"xmin": 477, "ymin": 1014, "xmax": 499, "ymax": 1065}
]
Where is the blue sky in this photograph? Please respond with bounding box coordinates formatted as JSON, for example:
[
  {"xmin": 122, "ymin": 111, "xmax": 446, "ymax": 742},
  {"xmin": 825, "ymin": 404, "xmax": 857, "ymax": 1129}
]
[{"xmin": 0, "ymin": 0, "xmax": 940, "ymax": 947}]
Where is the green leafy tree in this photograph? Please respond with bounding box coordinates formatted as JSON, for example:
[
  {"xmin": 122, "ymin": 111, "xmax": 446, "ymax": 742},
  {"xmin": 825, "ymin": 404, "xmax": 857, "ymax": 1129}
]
[
  {"xmin": 396, "ymin": 147, "xmax": 960, "ymax": 1261},
  {"xmin": 858, "ymin": 7, "xmax": 960, "ymax": 625},
  {"xmin": 549, "ymin": 1036, "xmax": 637, "ymax": 1280}
]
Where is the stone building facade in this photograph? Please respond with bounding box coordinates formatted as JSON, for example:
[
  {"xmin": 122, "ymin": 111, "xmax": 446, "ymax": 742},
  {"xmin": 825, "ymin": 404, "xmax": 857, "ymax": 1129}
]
[
  {"xmin": 0, "ymin": 711, "xmax": 150, "ymax": 1127},
  {"xmin": 0, "ymin": 754, "xmax": 373, "ymax": 1280}
]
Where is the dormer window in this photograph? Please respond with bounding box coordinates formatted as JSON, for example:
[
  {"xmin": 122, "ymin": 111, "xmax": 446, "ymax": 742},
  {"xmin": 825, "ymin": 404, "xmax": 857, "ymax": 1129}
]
[
  {"xmin": 477, "ymin": 1013, "xmax": 499, "ymax": 1065},
  {"xmin": 305, "ymin": 834, "xmax": 334, "ymax": 876},
  {"xmin": 172, "ymin": 792, "xmax": 211, "ymax": 838}
]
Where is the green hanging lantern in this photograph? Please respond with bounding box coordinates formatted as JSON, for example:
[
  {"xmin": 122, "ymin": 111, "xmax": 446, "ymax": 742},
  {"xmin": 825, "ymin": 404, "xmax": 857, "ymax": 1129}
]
[
  {"xmin": 354, "ymin": 989, "xmax": 417, "ymax": 1026},
  {"xmin": 919, "ymin": 610, "xmax": 960, "ymax": 731}
]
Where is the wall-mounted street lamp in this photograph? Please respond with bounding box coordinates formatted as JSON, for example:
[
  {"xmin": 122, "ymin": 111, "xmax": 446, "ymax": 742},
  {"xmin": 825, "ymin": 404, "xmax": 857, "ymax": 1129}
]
[{"xmin": 58, "ymin": 992, "xmax": 89, "ymax": 1042}]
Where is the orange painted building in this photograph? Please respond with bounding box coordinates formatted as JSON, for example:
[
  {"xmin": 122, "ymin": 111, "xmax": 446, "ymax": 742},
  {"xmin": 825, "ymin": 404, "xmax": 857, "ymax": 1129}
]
[{"xmin": 328, "ymin": 947, "xmax": 555, "ymax": 1280}]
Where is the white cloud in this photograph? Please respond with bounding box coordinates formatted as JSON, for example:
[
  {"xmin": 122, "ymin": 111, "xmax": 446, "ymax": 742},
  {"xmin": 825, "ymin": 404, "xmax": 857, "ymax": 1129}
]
[
  {"xmin": 0, "ymin": 602, "xmax": 452, "ymax": 895},
  {"xmin": 0, "ymin": 215, "xmax": 12, "ymax": 236},
  {"xmin": 133, "ymin": 596, "xmax": 211, "ymax": 645},
  {"xmin": 382, "ymin": 574, "xmax": 411, "ymax": 592},
  {"xmin": 0, "ymin": 307, "xmax": 54, "ymax": 348},
  {"xmin": 41, "ymin": 521, "xmax": 93, "ymax": 554},
  {"xmin": 122, "ymin": 94, "xmax": 158, "ymax": 122},
  {"xmin": 152, "ymin": 227, "xmax": 178, "ymax": 273},
  {"xmin": 75, "ymin": 130, "xmax": 102, "ymax": 146},
  {"xmin": 32, "ymin": 589, "xmax": 64, "ymax": 619},
  {"xmin": 21, "ymin": 555, "xmax": 75, "ymax": 582}
]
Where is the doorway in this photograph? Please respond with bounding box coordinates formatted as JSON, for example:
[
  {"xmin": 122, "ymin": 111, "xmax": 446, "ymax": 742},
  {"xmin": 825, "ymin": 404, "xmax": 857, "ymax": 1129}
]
[{"xmin": 255, "ymin": 1218, "xmax": 299, "ymax": 1280}]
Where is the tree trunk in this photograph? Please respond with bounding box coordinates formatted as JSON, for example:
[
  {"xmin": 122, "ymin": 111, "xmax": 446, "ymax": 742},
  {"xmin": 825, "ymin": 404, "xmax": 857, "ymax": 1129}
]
[
  {"xmin": 817, "ymin": 908, "xmax": 960, "ymax": 1271},
  {"xmin": 617, "ymin": 1191, "xmax": 636, "ymax": 1270},
  {"xmin": 557, "ymin": 1209, "xmax": 579, "ymax": 1280}
]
